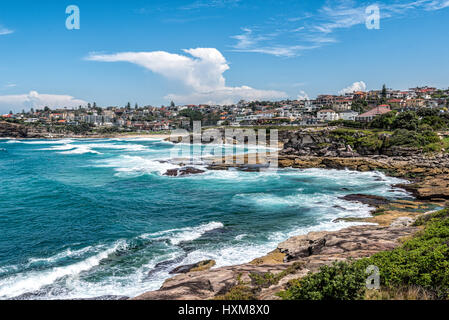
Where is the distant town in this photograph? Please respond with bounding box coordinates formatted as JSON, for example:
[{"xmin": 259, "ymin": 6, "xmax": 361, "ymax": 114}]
[{"xmin": 2, "ymin": 85, "xmax": 449, "ymax": 135}]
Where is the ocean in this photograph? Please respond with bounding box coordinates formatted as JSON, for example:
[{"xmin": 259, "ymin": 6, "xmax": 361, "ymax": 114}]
[{"xmin": 0, "ymin": 137, "xmax": 410, "ymax": 299}]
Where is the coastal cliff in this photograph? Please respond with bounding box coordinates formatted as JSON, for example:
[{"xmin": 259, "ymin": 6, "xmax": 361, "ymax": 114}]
[
  {"xmin": 134, "ymin": 129, "xmax": 449, "ymax": 300},
  {"xmin": 0, "ymin": 121, "xmax": 30, "ymax": 138},
  {"xmin": 133, "ymin": 219, "xmax": 419, "ymax": 300}
]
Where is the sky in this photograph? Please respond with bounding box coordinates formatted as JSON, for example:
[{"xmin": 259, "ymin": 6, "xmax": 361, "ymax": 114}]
[{"xmin": 0, "ymin": 0, "xmax": 449, "ymax": 113}]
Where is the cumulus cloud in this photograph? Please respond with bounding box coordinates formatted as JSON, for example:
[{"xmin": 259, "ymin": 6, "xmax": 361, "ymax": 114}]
[
  {"xmin": 0, "ymin": 91, "xmax": 87, "ymax": 114},
  {"xmin": 165, "ymin": 86, "xmax": 286, "ymax": 105},
  {"xmin": 297, "ymin": 90, "xmax": 310, "ymax": 101},
  {"xmin": 87, "ymin": 48, "xmax": 287, "ymax": 105},
  {"xmin": 0, "ymin": 26, "xmax": 13, "ymax": 35},
  {"xmin": 338, "ymin": 81, "xmax": 367, "ymax": 95}
]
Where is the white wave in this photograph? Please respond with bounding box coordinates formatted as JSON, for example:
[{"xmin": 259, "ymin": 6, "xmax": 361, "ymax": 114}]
[
  {"xmin": 141, "ymin": 221, "xmax": 224, "ymax": 245},
  {"xmin": 0, "ymin": 241, "xmax": 128, "ymax": 299},
  {"xmin": 112, "ymin": 137, "xmax": 165, "ymax": 142},
  {"xmin": 95, "ymin": 155, "xmax": 179, "ymax": 176},
  {"xmin": 21, "ymin": 139, "xmax": 75, "ymax": 145},
  {"xmin": 39, "ymin": 144, "xmax": 76, "ymax": 151},
  {"xmin": 41, "ymin": 142, "xmax": 148, "ymax": 154},
  {"xmin": 84, "ymin": 143, "xmax": 148, "ymax": 152},
  {"xmin": 59, "ymin": 145, "xmax": 101, "ymax": 155},
  {"xmin": 235, "ymin": 234, "xmax": 248, "ymax": 241},
  {"xmin": 269, "ymin": 219, "xmax": 376, "ymax": 243},
  {"xmin": 27, "ymin": 246, "xmax": 96, "ymax": 266}
]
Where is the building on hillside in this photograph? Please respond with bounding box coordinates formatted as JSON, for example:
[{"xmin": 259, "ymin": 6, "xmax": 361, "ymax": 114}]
[
  {"xmin": 332, "ymin": 98, "xmax": 353, "ymax": 112},
  {"xmin": 317, "ymin": 109, "xmax": 339, "ymax": 122},
  {"xmin": 339, "ymin": 110, "xmax": 359, "ymax": 121},
  {"xmin": 355, "ymin": 105, "xmax": 391, "ymax": 122}
]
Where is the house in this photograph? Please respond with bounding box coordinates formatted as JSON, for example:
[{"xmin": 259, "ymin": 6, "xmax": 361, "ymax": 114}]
[
  {"xmin": 356, "ymin": 106, "xmax": 391, "ymax": 122},
  {"xmin": 317, "ymin": 109, "xmax": 339, "ymax": 122},
  {"xmin": 339, "ymin": 110, "xmax": 359, "ymax": 121},
  {"xmin": 332, "ymin": 98, "xmax": 353, "ymax": 112},
  {"xmin": 300, "ymin": 116, "xmax": 319, "ymax": 126}
]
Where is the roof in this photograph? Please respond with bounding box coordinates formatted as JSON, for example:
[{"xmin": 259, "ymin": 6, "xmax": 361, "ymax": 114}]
[
  {"xmin": 357, "ymin": 106, "xmax": 391, "ymax": 118},
  {"xmin": 317, "ymin": 109, "xmax": 336, "ymax": 113}
]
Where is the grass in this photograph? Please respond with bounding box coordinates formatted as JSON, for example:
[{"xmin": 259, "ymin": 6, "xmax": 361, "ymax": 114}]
[
  {"xmin": 214, "ymin": 263, "xmax": 303, "ymax": 300},
  {"xmin": 442, "ymin": 137, "xmax": 449, "ymax": 152},
  {"xmin": 278, "ymin": 208, "xmax": 449, "ymax": 300}
]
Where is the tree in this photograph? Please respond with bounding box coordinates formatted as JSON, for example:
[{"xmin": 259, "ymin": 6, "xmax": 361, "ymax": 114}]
[
  {"xmin": 170, "ymin": 101, "xmax": 176, "ymax": 108},
  {"xmin": 381, "ymin": 84, "xmax": 387, "ymax": 97},
  {"xmin": 126, "ymin": 102, "xmax": 131, "ymax": 110},
  {"xmin": 369, "ymin": 111, "xmax": 397, "ymax": 130},
  {"xmin": 380, "ymin": 84, "xmax": 388, "ymax": 104},
  {"xmin": 392, "ymin": 111, "xmax": 419, "ymax": 131},
  {"xmin": 179, "ymin": 109, "xmax": 203, "ymax": 127}
]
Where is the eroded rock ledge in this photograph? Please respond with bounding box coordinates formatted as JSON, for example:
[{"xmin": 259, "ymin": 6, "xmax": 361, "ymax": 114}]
[
  {"xmin": 133, "ymin": 220, "xmax": 417, "ymax": 300},
  {"xmin": 276, "ymin": 155, "xmax": 449, "ymax": 202}
]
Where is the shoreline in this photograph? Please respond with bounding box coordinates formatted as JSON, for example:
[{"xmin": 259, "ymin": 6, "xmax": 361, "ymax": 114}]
[
  {"xmin": 2, "ymin": 134, "xmax": 448, "ymax": 299},
  {"xmin": 0, "ymin": 133, "xmax": 172, "ymax": 140},
  {"xmin": 132, "ymin": 153, "xmax": 449, "ymax": 300}
]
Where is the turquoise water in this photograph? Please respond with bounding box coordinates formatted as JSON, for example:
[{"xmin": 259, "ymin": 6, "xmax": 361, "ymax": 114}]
[{"xmin": 0, "ymin": 137, "xmax": 410, "ymax": 299}]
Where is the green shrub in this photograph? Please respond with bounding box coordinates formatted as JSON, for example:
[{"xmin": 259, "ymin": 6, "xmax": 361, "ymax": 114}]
[
  {"xmin": 360, "ymin": 212, "xmax": 449, "ymax": 299},
  {"xmin": 387, "ymin": 129, "xmax": 441, "ymax": 150},
  {"xmin": 330, "ymin": 129, "xmax": 385, "ymax": 153},
  {"xmin": 278, "ymin": 261, "xmax": 367, "ymax": 300},
  {"xmin": 369, "ymin": 111, "xmax": 397, "ymax": 130},
  {"xmin": 214, "ymin": 285, "xmax": 258, "ymax": 300},
  {"xmin": 279, "ymin": 208, "xmax": 449, "ymax": 300},
  {"xmin": 249, "ymin": 262, "xmax": 303, "ymax": 288},
  {"xmin": 392, "ymin": 111, "xmax": 419, "ymax": 131}
]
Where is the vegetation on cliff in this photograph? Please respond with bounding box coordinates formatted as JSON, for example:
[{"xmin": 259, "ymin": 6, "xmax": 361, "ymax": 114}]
[
  {"xmin": 279, "ymin": 208, "xmax": 449, "ymax": 300},
  {"xmin": 329, "ymin": 127, "xmax": 444, "ymax": 154},
  {"xmin": 329, "ymin": 109, "xmax": 449, "ymax": 153}
]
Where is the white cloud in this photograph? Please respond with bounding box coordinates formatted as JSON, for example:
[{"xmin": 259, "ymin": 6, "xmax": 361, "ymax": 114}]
[
  {"xmin": 231, "ymin": 28, "xmax": 319, "ymax": 57},
  {"xmin": 0, "ymin": 91, "xmax": 87, "ymax": 113},
  {"xmin": 165, "ymin": 86, "xmax": 286, "ymax": 105},
  {"xmin": 297, "ymin": 90, "xmax": 310, "ymax": 101},
  {"xmin": 87, "ymin": 48, "xmax": 287, "ymax": 105},
  {"xmin": 1, "ymin": 83, "xmax": 17, "ymax": 89},
  {"xmin": 179, "ymin": 0, "xmax": 241, "ymax": 10},
  {"xmin": 424, "ymin": 0, "xmax": 449, "ymax": 10},
  {"xmin": 231, "ymin": 0, "xmax": 449, "ymax": 57},
  {"xmin": 339, "ymin": 81, "xmax": 367, "ymax": 95},
  {"xmin": 0, "ymin": 26, "xmax": 13, "ymax": 35}
]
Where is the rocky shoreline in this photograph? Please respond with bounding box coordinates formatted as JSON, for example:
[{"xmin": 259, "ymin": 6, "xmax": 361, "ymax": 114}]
[
  {"xmin": 4, "ymin": 124, "xmax": 448, "ymax": 299},
  {"xmin": 132, "ymin": 131, "xmax": 449, "ymax": 300},
  {"xmin": 133, "ymin": 220, "xmax": 422, "ymax": 300}
]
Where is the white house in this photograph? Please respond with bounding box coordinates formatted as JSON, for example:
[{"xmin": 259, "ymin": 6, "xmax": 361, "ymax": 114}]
[
  {"xmin": 317, "ymin": 109, "xmax": 339, "ymax": 122},
  {"xmin": 339, "ymin": 110, "xmax": 359, "ymax": 121}
]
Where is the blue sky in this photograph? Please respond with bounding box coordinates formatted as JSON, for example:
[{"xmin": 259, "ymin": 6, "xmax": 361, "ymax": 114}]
[{"xmin": 0, "ymin": 0, "xmax": 449, "ymax": 113}]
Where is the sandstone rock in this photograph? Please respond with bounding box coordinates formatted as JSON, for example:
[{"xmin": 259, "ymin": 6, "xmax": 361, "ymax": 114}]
[
  {"xmin": 133, "ymin": 223, "xmax": 417, "ymax": 300},
  {"xmin": 170, "ymin": 260, "xmax": 216, "ymax": 274},
  {"xmin": 164, "ymin": 167, "xmax": 206, "ymax": 177},
  {"xmin": 340, "ymin": 194, "xmax": 390, "ymax": 206},
  {"xmin": 390, "ymin": 217, "xmax": 414, "ymax": 228}
]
